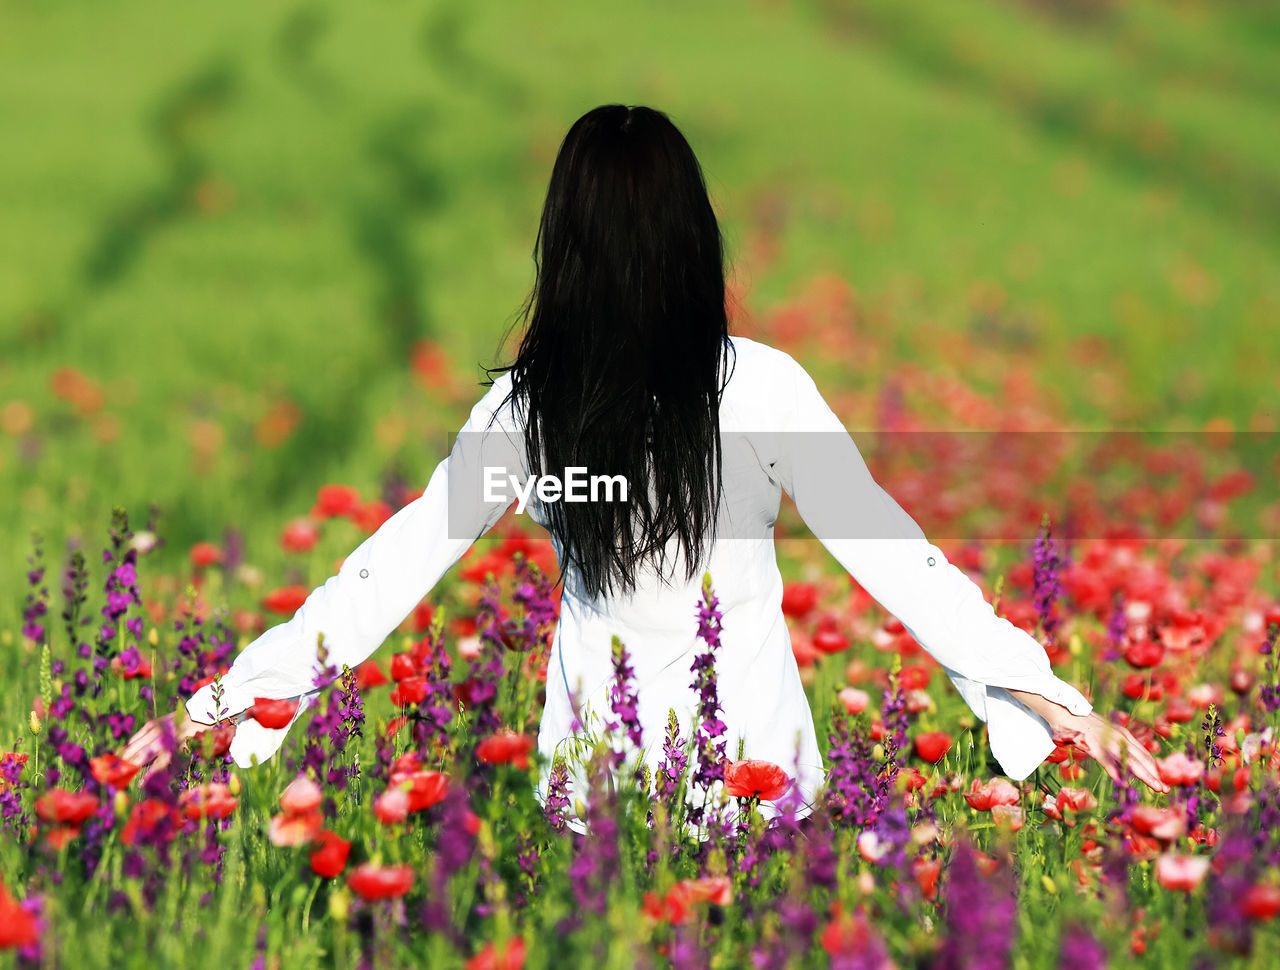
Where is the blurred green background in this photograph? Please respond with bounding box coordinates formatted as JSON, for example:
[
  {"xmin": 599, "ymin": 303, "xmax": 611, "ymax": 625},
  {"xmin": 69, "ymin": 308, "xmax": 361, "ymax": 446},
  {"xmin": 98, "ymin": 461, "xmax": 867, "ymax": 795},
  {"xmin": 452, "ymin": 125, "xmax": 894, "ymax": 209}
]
[{"xmin": 1, "ymin": 0, "xmax": 1277, "ymax": 623}]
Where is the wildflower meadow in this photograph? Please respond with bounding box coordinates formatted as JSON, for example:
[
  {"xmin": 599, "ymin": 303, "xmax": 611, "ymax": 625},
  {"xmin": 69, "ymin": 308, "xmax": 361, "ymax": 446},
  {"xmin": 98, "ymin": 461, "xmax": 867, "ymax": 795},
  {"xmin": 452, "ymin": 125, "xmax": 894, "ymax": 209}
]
[{"xmin": 3, "ymin": 1, "xmax": 1279, "ymax": 968}]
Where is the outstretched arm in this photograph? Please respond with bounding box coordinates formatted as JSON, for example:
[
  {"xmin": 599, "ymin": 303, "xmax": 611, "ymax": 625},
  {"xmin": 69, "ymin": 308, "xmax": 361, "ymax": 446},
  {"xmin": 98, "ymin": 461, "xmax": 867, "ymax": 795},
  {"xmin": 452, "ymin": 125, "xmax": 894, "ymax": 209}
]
[
  {"xmin": 767, "ymin": 351, "xmax": 1163, "ymax": 789},
  {"xmin": 137, "ymin": 373, "xmax": 527, "ymax": 770}
]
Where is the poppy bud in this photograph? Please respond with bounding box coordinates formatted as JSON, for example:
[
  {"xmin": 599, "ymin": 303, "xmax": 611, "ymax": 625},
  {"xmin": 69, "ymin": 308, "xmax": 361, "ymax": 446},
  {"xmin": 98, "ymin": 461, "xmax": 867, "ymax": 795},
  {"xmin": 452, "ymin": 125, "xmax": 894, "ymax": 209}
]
[{"xmin": 329, "ymin": 888, "xmax": 350, "ymax": 922}]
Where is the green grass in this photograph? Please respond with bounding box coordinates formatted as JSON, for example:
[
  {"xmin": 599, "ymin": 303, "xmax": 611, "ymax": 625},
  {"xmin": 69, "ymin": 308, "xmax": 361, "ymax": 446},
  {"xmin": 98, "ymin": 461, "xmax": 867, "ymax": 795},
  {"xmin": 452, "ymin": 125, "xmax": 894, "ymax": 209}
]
[{"xmin": 0, "ymin": 0, "xmax": 1277, "ymax": 629}]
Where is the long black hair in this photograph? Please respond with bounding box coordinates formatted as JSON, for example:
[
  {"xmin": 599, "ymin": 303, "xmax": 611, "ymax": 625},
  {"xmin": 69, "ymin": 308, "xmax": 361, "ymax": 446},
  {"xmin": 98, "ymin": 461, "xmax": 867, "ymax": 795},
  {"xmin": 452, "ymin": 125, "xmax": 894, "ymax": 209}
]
[{"xmin": 488, "ymin": 104, "xmax": 735, "ymax": 600}]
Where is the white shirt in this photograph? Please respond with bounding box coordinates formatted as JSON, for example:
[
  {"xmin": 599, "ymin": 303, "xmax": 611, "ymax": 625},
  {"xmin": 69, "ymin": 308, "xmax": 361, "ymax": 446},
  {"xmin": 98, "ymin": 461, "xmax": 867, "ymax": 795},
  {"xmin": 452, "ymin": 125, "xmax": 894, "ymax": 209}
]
[{"xmin": 186, "ymin": 334, "xmax": 1092, "ymax": 829}]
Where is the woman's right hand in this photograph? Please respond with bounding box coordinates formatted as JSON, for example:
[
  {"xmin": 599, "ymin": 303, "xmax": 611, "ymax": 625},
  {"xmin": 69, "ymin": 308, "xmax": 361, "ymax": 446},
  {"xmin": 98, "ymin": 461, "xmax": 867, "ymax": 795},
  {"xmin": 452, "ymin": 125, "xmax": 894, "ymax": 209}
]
[{"xmin": 121, "ymin": 707, "xmax": 232, "ymax": 783}]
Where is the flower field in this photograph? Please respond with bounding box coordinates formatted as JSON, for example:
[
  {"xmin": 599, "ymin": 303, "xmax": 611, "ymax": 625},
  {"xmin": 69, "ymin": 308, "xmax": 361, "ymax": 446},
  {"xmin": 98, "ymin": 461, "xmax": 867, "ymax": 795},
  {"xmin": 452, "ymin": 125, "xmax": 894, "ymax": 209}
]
[
  {"xmin": 3, "ymin": 1, "xmax": 1279, "ymax": 967},
  {"xmin": 4, "ymin": 334, "xmax": 1280, "ymax": 966}
]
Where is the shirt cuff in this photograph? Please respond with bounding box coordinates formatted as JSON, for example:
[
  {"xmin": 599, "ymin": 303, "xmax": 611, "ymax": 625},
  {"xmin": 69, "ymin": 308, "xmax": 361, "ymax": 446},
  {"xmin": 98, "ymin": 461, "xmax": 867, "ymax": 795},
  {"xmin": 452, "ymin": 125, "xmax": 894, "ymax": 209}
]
[{"xmin": 941, "ymin": 667, "xmax": 1091, "ymax": 781}]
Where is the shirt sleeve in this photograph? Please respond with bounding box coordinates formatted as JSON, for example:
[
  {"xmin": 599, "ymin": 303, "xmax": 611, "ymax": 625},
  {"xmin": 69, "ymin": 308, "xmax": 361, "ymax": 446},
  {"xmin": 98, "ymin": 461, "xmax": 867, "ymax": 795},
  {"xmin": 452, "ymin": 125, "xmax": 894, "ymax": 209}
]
[
  {"xmin": 763, "ymin": 350, "xmax": 1092, "ymax": 781},
  {"xmin": 185, "ymin": 372, "xmax": 527, "ymax": 768}
]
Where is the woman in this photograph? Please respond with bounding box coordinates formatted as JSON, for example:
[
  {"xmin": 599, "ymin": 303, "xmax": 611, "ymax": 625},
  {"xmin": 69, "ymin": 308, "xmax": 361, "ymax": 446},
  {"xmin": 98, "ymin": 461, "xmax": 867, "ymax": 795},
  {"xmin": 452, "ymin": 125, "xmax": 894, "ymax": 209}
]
[{"xmin": 124, "ymin": 104, "xmax": 1168, "ymax": 829}]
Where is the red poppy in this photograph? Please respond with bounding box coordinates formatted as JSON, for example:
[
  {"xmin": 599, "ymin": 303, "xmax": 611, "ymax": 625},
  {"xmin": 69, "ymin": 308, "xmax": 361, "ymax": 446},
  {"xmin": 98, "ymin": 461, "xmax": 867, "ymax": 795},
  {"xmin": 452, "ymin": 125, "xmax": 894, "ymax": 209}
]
[
  {"xmin": 111, "ymin": 653, "xmax": 153, "ymax": 680},
  {"xmin": 0, "ymin": 877, "xmax": 40, "ymax": 948},
  {"xmin": 389, "ymin": 653, "xmax": 418, "ymax": 681},
  {"xmin": 642, "ymin": 885, "xmax": 693, "ymax": 925},
  {"xmin": 723, "ymin": 759, "xmax": 791, "ymax": 801},
  {"xmin": 356, "ymin": 660, "xmax": 388, "ymax": 689},
  {"xmin": 411, "ymin": 339, "xmax": 450, "ymax": 384},
  {"xmin": 1121, "ymin": 673, "xmax": 1164, "ymax": 701},
  {"xmin": 44, "ymin": 825, "xmax": 80, "ymax": 849},
  {"xmin": 400, "ymin": 770, "xmax": 449, "ymax": 812},
  {"xmin": 347, "ymin": 863, "xmax": 414, "ymax": 900},
  {"xmin": 1124, "ymin": 638, "xmax": 1165, "ymax": 669},
  {"xmin": 354, "ymin": 500, "xmax": 393, "ymax": 533},
  {"xmin": 789, "ymin": 630, "xmax": 818, "ymax": 668},
  {"xmin": 820, "ymin": 903, "xmax": 877, "ymax": 956},
  {"xmin": 411, "ymin": 601, "xmax": 435, "ymax": 633},
  {"xmin": 898, "ymin": 665, "xmax": 932, "ymax": 691},
  {"xmin": 268, "ymin": 810, "xmax": 323, "ymax": 847},
  {"xmin": 466, "ymin": 937, "xmax": 528, "ymax": 970},
  {"xmin": 1155, "ymin": 853, "xmax": 1209, "ymax": 892},
  {"xmin": 1157, "ymin": 752, "xmax": 1205, "ymax": 787},
  {"xmin": 781, "ymin": 582, "xmax": 819, "ymax": 618},
  {"xmin": 279, "ymin": 776, "xmax": 323, "ymax": 815},
  {"xmin": 912, "ymin": 856, "xmax": 943, "ymax": 900},
  {"xmin": 190, "ymin": 723, "xmax": 237, "ymax": 758},
  {"xmin": 681, "ymin": 876, "xmax": 732, "ymax": 906},
  {"xmin": 374, "ymin": 788, "xmax": 411, "ymax": 825},
  {"xmin": 1164, "ymin": 696, "xmax": 1198, "ymax": 723},
  {"xmin": 961, "ymin": 777, "xmax": 1020, "ymax": 811},
  {"xmin": 309, "ymin": 830, "xmax": 352, "ymax": 878},
  {"xmin": 189, "ymin": 542, "xmax": 223, "ymax": 569},
  {"xmin": 280, "ymin": 518, "xmax": 320, "ymax": 554},
  {"xmin": 1129, "ymin": 805, "xmax": 1186, "ymax": 842},
  {"xmin": 262, "ymin": 586, "xmax": 308, "ymax": 616},
  {"xmin": 312, "ymin": 484, "xmax": 362, "ymax": 520},
  {"xmin": 389, "ymin": 676, "xmax": 428, "ymax": 707},
  {"xmin": 89, "ymin": 753, "xmax": 142, "ymax": 789},
  {"xmin": 913, "ymin": 731, "xmax": 952, "ymax": 763},
  {"xmin": 476, "ymin": 731, "xmax": 535, "ymax": 770},
  {"xmin": 385, "ymin": 715, "xmax": 410, "ymax": 739},
  {"xmin": 1242, "ymin": 883, "xmax": 1280, "ymax": 921},
  {"xmin": 838, "ymin": 687, "xmax": 869, "ymax": 715},
  {"xmin": 35, "ymin": 789, "xmax": 99, "ymax": 825},
  {"xmin": 179, "ymin": 782, "xmax": 240, "ymax": 820},
  {"xmin": 460, "ymin": 552, "xmax": 508, "ymax": 583},
  {"xmin": 249, "ymin": 697, "xmax": 300, "ymax": 729},
  {"xmin": 812, "ymin": 627, "xmax": 849, "ymax": 654},
  {"xmin": 121, "ymin": 799, "xmax": 181, "ymax": 847}
]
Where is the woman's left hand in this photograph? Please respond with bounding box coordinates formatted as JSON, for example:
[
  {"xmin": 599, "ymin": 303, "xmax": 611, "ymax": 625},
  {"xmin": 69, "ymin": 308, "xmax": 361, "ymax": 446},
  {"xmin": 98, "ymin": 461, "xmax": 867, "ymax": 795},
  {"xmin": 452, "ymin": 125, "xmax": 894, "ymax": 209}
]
[
  {"xmin": 1047, "ymin": 708, "xmax": 1170, "ymax": 794},
  {"xmin": 1006, "ymin": 687, "xmax": 1170, "ymax": 794},
  {"xmin": 122, "ymin": 707, "xmax": 225, "ymax": 784}
]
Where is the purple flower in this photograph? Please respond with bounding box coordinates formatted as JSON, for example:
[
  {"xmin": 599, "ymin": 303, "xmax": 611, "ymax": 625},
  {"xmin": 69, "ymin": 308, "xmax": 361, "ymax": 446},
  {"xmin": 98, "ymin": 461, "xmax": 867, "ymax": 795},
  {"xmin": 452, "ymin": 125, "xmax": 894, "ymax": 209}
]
[
  {"xmin": 544, "ymin": 754, "xmax": 572, "ymax": 833},
  {"xmin": 605, "ymin": 636, "xmax": 644, "ymax": 776},
  {"xmin": 825, "ymin": 706, "xmax": 887, "ymax": 827},
  {"xmin": 655, "ymin": 709, "xmax": 690, "ymax": 811},
  {"xmin": 0, "ymin": 744, "xmax": 32, "ymax": 832},
  {"xmin": 934, "ymin": 837, "xmax": 1017, "ymax": 970},
  {"xmin": 22, "ymin": 532, "xmax": 49, "ymax": 645},
  {"xmin": 1057, "ymin": 921, "xmax": 1107, "ymax": 970},
  {"xmin": 1031, "ymin": 513, "xmax": 1063, "ymax": 643},
  {"xmin": 410, "ymin": 617, "xmax": 454, "ymax": 758},
  {"xmin": 1205, "ymin": 814, "xmax": 1264, "ymax": 956},
  {"xmin": 566, "ymin": 749, "xmax": 621, "ymax": 921},
  {"xmin": 689, "ymin": 574, "xmax": 729, "ymax": 800},
  {"xmin": 468, "ymin": 579, "xmax": 509, "ymax": 737}
]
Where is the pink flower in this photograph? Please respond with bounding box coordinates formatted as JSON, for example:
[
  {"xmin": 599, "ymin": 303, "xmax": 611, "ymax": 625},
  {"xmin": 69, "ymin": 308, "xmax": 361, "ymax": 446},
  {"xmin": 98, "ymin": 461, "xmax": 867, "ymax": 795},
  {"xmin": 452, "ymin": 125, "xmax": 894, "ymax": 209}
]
[
  {"xmin": 1154, "ymin": 853, "xmax": 1210, "ymax": 892},
  {"xmin": 990, "ymin": 804, "xmax": 1023, "ymax": 831},
  {"xmin": 279, "ymin": 776, "xmax": 323, "ymax": 815},
  {"xmin": 374, "ymin": 788, "xmax": 411, "ymax": 825},
  {"xmin": 1157, "ymin": 751, "xmax": 1205, "ymax": 787},
  {"xmin": 838, "ymin": 687, "xmax": 870, "ymax": 715},
  {"xmin": 962, "ymin": 777, "xmax": 1021, "ymax": 811},
  {"xmin": 268, "ymin": 810, "xmax": 323, "ymax": 847}
]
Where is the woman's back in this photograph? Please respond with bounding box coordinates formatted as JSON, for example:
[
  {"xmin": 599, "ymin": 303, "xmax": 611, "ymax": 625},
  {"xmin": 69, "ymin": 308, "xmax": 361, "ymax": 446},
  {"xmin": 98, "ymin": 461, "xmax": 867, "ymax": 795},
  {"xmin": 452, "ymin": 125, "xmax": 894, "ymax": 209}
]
[{"xmin": 497, "ymin": 333, "xmax": 831, "ymax": 829}]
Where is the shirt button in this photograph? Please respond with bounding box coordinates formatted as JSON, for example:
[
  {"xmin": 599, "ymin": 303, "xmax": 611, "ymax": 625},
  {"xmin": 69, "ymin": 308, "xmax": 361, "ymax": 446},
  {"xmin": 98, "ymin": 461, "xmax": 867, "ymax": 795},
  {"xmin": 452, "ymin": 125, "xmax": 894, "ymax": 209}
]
[
  {"xmin": 359, "ymin": 568, "xmax": 369, "ymax": 579},
  {"xmin": 926, "ymin": 557, "xmax": 936, "ymax": 567}
]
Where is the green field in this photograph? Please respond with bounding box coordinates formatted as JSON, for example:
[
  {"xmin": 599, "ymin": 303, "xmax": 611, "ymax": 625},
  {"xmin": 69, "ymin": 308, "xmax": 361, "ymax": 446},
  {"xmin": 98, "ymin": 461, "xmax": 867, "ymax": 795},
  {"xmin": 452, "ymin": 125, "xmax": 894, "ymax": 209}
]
[{"xmin": 2, "ymin": 0, "xmax": 1277, "ymax": 649}]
